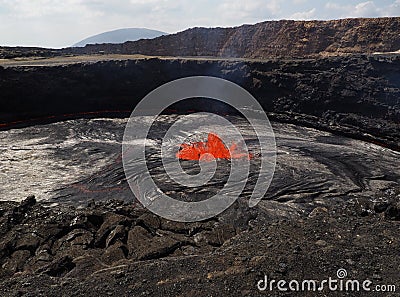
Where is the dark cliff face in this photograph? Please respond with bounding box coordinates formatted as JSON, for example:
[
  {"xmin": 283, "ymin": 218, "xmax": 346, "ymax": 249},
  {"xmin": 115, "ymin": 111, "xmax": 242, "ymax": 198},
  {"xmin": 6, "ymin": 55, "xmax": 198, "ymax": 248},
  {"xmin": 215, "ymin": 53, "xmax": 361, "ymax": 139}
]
[
  {"xmin": 0, "ymin": 46, "xmax": 59, "ymax": 59},
  {"xmin": 69, "ymin": 18, "xmax": 400, "ymax": 58},
  {"xmin": 0, "ymin": 55, "xmax": 399, "ymax": 149}
]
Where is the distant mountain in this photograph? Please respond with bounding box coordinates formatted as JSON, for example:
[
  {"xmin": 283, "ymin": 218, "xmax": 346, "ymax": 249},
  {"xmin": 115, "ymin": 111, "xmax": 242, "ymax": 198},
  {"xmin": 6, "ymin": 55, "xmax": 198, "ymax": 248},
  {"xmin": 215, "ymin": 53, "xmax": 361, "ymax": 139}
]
[
  {"xmin": 73, "ymin": 28, "xmax": 167, "ymax": 47},
  {"xmin": 69, "ymin": 17, "xmax": 400, "ymax": 58}
]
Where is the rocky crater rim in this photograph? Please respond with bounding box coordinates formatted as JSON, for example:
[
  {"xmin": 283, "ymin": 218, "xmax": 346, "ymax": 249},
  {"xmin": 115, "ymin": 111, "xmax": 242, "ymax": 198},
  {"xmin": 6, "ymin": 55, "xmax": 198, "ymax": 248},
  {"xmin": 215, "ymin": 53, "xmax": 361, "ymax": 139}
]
[{"xmin": 0, "ymin": 54, "xmax": 398, "ymax": 151}]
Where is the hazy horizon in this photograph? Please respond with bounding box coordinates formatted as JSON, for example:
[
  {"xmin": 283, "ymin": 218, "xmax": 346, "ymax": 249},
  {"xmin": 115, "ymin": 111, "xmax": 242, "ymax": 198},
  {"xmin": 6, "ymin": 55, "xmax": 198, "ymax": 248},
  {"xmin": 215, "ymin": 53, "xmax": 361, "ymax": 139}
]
[{"xmin": 0, "ymin": 0, "xmax": 399, "ymax": 48}]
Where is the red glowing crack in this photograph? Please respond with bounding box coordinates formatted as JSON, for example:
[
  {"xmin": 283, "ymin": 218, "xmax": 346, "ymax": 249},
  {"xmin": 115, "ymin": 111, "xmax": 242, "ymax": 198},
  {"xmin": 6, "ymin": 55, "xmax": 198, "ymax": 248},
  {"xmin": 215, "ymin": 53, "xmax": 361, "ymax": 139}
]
[{"xmin": 176, "ymin": 133, "xmax": 252, "ymax": 161}]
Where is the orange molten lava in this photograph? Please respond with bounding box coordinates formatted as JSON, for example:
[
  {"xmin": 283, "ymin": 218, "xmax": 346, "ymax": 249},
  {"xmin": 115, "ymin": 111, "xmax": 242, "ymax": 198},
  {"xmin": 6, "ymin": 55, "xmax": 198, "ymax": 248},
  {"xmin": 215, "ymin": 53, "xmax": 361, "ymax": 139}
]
[{"xmin": 176, "ymin": 133, "xmax": 252, "ymax": 161}]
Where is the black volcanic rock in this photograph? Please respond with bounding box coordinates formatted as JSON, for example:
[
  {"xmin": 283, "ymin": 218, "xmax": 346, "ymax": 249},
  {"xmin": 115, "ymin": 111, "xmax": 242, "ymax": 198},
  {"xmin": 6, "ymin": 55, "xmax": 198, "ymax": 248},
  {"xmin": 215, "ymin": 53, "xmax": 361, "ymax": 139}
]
[
  {"xmin": 0, "ymin": 198, "xmax": 252, "ymax": 278},
  {"xmin": 0, "ymin": 46, "xmax": 59, "ymax": 59},
  {"xmin": 0, "ymin": 55, "xmax": 399, "ymax": 149},
  {"xmin": 0, "ymin": 190, "xmax": 400, "ymax": 295}
]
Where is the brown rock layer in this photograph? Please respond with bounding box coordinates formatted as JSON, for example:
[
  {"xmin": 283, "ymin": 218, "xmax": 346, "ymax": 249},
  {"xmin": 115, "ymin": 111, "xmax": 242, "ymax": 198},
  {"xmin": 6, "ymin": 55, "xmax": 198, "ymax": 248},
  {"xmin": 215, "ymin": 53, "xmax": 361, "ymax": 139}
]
[{"xmin": 75, "ymin": 18, "xmax": 400, "ymax": 59}]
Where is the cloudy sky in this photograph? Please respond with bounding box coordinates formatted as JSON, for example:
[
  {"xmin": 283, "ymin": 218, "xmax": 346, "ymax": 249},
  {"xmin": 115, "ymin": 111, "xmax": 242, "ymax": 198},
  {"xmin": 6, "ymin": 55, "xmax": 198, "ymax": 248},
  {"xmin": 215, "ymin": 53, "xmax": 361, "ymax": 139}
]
[{"xmin": 0, "ymin": 0, "xmax": 399, "ymax": 48}]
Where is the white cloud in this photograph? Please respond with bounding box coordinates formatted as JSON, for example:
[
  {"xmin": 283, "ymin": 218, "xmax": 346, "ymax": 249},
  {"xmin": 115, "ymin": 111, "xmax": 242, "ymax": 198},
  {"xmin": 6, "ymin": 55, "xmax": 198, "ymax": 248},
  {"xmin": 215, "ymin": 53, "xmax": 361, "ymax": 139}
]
[
  {"xmin": 352, "ymin": 1, "xmax": 379, "ymax": 17},
  {"xmin": 216, "ymin": 0, "xmax": 282, "ymax": 24},
  {"xmin": 290, "ymin": 8, "xmax": 316, "ymax": 20},
  {"xmin": 0, "ymin": 0, "xmax": 103, "ymax": 18},
  {"xmin": 292, "ymin": 0, "xmax": 308, "ymax": 4},
  {"xmin": 218, "ymin": 0, "xmax": 268, "ymax": 13},
  {"xmin": 0, "ymin": 0, "xmax": 399, "ymax": 48},
  {"xmin": 324, "ymin": 1, "xmax": 400, "ymax": 18},
  {"xmin": 386, "ymin": 0, "xmax": 400, "ymax": 15}
]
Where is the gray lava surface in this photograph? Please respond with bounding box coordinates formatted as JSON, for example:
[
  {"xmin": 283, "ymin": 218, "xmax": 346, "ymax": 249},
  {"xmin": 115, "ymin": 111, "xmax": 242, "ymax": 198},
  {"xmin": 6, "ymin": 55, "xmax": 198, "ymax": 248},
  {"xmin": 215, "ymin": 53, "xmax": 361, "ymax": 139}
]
[{"xmin": 0, "ymin": 116, "xmax": 398, "ymax": 211}]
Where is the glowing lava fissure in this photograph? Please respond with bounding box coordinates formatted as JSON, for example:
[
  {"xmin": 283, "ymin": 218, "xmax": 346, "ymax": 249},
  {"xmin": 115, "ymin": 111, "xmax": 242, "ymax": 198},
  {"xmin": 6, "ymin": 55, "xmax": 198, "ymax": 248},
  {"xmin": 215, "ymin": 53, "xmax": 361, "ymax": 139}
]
[{"xmin": 176, "ymin": 133, "xmax": 252, "ymax": 161}]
